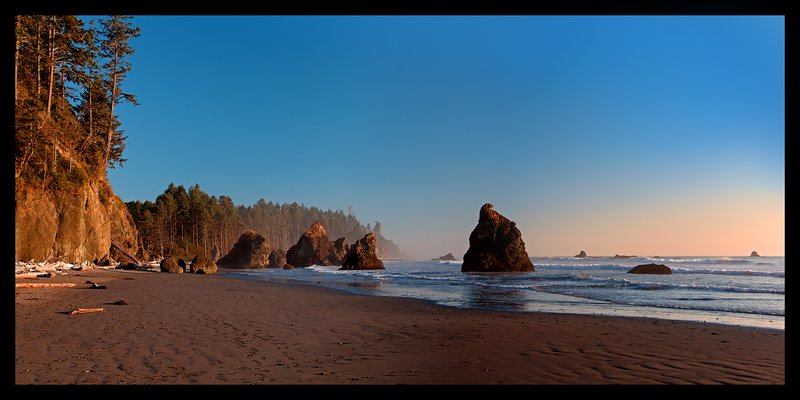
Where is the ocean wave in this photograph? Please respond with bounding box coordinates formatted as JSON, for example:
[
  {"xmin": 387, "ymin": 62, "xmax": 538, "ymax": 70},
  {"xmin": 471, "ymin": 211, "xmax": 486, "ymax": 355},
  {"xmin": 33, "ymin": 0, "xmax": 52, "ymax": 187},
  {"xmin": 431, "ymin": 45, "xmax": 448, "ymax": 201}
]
[
  {"xmin": 631, "ymin": 281, "xmax": 784, "ymax": 294},
  {"xmin": 438, "ymin": 260, "xmax": 462, "ymax": 265},
  {"xmin": 670, "ymin": 267, "xmax": 784, "ymax": 277}
]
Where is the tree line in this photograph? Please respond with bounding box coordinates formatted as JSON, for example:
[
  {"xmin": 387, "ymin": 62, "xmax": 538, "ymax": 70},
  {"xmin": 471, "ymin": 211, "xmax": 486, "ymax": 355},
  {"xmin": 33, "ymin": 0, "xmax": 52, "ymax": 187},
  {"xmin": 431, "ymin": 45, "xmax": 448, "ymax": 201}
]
[
  {"xmin": 126, "ymin": 183, "xmax": 404, "ymax": 261},
  {"xmin": 15, "ymin": 15, "xmax": 140, "ymax": 189}
]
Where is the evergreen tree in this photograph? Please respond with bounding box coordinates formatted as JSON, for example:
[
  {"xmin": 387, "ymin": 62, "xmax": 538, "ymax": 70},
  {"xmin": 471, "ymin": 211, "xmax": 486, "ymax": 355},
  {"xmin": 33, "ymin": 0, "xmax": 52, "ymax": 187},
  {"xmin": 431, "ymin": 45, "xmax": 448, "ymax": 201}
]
[{"xmin": 99, "ymin": 15, "xmax": 140, "ymax": 171}]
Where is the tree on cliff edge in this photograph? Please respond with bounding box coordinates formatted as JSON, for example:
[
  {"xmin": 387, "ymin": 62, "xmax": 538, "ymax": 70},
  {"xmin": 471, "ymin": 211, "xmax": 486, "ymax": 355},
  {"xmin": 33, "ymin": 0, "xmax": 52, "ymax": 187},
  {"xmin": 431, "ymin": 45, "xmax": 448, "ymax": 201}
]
[{"xmin": 99, "ymin": 15, "xmax": 140, "ymax": 171}]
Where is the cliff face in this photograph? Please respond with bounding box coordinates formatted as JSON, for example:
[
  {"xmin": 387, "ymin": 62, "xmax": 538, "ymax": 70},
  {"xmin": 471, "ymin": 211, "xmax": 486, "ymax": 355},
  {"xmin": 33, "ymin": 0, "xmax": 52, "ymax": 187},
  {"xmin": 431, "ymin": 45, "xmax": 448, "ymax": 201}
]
[{"xmin": 15, "ymin": 178, "xmax": 139, "ymax": 263}]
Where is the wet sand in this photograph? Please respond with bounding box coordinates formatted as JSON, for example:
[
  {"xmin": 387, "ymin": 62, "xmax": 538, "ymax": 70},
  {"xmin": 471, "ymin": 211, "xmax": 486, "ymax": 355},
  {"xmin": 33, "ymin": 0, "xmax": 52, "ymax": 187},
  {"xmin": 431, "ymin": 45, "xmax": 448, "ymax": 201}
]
[{"xmin": 15, "ymin": 268, "xmax": 784, "ymax": 384}]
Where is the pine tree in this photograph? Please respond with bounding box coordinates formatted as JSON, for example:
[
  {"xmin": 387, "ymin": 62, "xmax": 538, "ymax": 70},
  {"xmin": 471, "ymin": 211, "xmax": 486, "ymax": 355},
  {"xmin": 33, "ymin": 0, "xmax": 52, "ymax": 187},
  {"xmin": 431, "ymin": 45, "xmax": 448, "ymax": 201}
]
[{"xmin": 99, "ymin": 15, "xmax": 140, "ymax": 171}]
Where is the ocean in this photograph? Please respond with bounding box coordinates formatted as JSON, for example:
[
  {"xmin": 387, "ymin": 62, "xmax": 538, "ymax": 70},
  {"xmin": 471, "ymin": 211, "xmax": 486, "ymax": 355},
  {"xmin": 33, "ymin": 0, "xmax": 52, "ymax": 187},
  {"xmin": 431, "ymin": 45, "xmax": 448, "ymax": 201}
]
[{"xmin": 226, "ymin": 256, "xmax": 785, "ymax": 330}]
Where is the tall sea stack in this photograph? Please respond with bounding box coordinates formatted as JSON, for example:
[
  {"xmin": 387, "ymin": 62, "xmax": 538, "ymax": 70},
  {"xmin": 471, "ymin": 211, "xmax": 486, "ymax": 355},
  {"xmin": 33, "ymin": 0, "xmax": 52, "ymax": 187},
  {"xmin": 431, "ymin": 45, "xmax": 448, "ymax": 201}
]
[{"xmin": 461, "ymin": 203, "xmax": 534, "ymax": 272}]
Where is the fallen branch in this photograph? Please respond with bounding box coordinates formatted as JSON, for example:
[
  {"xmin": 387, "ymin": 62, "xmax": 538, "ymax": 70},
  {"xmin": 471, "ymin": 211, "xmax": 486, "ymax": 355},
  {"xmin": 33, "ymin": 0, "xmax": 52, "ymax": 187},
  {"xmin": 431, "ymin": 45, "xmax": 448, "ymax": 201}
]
[
  {"xmin": 15, "ymin": 272, "xmax": 52, "ymax": 279},
  {"xmin": 67, "ymin": 308, "xmax": 105, "ymax": 315},
  {"xmin": 15, "ymin": 283, "xmax": 76, "ymax": 288}
]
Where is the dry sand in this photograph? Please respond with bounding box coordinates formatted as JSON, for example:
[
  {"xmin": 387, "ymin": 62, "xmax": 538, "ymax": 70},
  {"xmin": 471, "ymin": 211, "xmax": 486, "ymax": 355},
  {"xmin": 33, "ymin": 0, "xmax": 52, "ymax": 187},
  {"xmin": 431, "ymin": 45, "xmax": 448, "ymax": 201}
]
[{"xmin": 15, "ymin": 268, "xmax": 784, "ymax": 384}]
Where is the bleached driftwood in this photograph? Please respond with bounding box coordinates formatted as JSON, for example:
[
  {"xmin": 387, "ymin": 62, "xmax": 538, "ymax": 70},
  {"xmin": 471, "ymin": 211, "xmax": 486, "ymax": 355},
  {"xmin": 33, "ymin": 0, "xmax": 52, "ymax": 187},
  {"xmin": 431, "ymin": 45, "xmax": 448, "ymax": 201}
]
[
  {"xmin": 15, "ymin": 283, "xmax": 77, "ymax": 288},
  {"xmin": 15, "ymin": 272, "xmax": 52, "ymax": 279},
  {"xmin": 67, "ymin": 308, "xmax": 105, "ymax": 315}
]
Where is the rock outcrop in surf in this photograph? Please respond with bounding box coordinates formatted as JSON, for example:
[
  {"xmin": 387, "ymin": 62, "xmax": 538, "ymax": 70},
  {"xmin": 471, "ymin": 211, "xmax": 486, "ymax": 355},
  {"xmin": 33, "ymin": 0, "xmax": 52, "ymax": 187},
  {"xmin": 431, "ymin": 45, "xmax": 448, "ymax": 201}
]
[
  {"xmin": 627, "ymin": 263, "xmax": 672, "ymax": 274},
  {"xmin": 286, "ymin": 222, "xmax": 336, "ymax": 267},
  {"xmin": 340, "ymin": 233, "xmax": 384, "ymax": 270},
  {"xmin": 216, "ymin": 230, "xmax": 271, "ymax": 269},
  {"xmin": 461, "ymin": 203, "xmax": 534, "ymax": 272}
]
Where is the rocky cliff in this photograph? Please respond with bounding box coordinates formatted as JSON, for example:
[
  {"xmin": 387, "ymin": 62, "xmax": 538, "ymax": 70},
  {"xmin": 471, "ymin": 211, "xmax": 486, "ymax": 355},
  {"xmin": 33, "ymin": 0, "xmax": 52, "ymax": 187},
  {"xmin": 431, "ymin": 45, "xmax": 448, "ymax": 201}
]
[{"xmin": 15, "ymin": 178, "xmax": 140, "ymax": 263}]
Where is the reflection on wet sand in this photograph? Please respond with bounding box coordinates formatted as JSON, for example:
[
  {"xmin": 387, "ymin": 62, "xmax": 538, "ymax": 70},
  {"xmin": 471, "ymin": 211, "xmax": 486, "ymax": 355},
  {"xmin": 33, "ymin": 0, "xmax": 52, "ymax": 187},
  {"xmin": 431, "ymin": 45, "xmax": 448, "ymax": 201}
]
[{"xmin": 466, "ymin": 284, "xmax": 528, "ymax": 311}]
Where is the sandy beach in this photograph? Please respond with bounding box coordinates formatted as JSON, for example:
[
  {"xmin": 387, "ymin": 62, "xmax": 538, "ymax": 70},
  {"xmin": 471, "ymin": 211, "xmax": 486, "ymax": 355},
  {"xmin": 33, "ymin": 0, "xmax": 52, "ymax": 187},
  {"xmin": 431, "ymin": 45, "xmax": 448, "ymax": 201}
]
[{"xmin": 15, "ymin": 268, "xmax": 784, "ymax": 384}]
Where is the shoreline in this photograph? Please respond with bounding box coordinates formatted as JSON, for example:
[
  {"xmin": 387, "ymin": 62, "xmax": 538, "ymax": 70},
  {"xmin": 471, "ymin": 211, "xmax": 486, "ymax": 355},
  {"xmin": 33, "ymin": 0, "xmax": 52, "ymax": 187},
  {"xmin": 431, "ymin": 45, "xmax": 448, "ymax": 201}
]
[
  {"xmin": 16, "ymin": 268, "xmax": 784, "ymax": 384},
  {"xmin": 225, "ymin": 270, "xmax": 786, "ymax": 332}
]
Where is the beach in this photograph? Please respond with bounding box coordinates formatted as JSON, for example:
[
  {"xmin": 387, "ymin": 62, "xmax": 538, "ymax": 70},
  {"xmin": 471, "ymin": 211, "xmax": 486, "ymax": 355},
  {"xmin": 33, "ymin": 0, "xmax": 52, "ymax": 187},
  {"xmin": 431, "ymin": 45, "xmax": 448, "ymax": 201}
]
[{"xmin": 15, "ymin": 268, "xmax": 784, "ymax": 384}]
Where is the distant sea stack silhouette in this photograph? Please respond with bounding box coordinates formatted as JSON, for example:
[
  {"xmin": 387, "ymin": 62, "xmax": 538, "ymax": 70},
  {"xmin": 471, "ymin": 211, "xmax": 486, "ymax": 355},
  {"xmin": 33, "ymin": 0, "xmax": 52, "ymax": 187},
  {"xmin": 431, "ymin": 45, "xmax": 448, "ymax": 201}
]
[
  {"xmin": 461, "ymin": 203, "xmax": 534, "ymax": 272},
  {"xmin": 614, "ymin": 254, "xmax": 635, "ymax": 259},
  {"xmin": 750, "ymin": 251, "xmax": 760, "ymax": 257},
  {"xmin": 575, "ymin": 250, "xmax": 587, "ymax": 258},
  {"xmin": 628, "ymin": 263, "xmax": 672, "ymax": 275},
  {"xmin": 340, "ymin": 233, "xmax": 384, "ymax": 270},
  {"xmin": 217, "ymin": 230, "xmax": 271, "ymax": 269},
  {"xmin": 286, "ymin": 222, "xmax": 335, "ymax": 267},
  {"xmin": 433, "ymin": 253, "xmax": 457, "ymax": 261}
]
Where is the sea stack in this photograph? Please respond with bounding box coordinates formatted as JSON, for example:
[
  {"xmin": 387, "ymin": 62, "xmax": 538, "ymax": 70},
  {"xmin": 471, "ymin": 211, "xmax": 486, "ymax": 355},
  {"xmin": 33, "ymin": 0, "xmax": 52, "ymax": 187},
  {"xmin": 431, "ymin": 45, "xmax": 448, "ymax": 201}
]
[
  {"xmin": 286, "ymin": 222, "xmax": 335, "ymax": 267},
  {"xmin": 627, "ymin": 263, "xmax": 672, "ymax": 274},
  {"xmin": 575, "ymin": 250, "xmax": 587, "ymax": 258},
  {"xmin": 267, "ymin": 249, "xmax": 287, "ymax": 269},
  {"xmin": 750, "ymin": 251, "xmax": 760, "ymax": 257},
  {"xmin": 329, "ymin": 237, "xmax": 349, "ymax": 265},
  {"xmin": 433, "ymin": 253, "xmax": 457, "ymax": 261},
  {"xmin": 216, "ymin": 230, "xmax": 271, "ymax": 269},
  {"xmin": 340, "ymin": 233, "xmax": 384, "ymax": 270},
  {"xmin": 461, "ymin": 203, "xmax": 534, "ymax": 272}
]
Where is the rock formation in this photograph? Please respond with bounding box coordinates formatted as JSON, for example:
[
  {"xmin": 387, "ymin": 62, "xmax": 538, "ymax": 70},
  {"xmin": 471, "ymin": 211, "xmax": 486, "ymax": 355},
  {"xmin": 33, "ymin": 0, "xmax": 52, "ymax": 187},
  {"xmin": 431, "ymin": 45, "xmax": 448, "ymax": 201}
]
[
  {"xmin": 461, "ymin": 203, "xmax": 534, "ymax": 272},
  {"xmin": 614, "ymin": 254, "xmax": 635, "ymax": 259},
  {"xmin": 283, "ymin": 264, "xmax": 295, "ymax": 270},
  {"xmin": 750, "ymin": 251, "xmax": 760, "ymax": 257},
  {"xmin": 433, "ymin": 253, "xmax": 457, "ymax": 261},
  {"xmin": 340, "ymin": 233, "xmax": 384, "ymax": 270},
  {"xmin": 267, "ymin": 249, "xmax": 287, "ymax": 269},
  {"xmin": 575, "ymin": 250, "xmax": 587, "ymax": 258},
  {"xmin": 627, "ymin": 263, "xmax": 672, "ymax": 274},
  {"xmin": 116, "ymin": 263, "xmax": 137, "ymax": 270},
  {"xmin": 160, "ymin": 257, "xmax": 185, "ymax": 273},
  {"xmin": 190, "ymin": 255, "xmax": 218, "ymax": 274},
  {"xmin": 216, "ymin": 230, "xmax": 271, "ymax": 269},
  {"xmin": 15, "ymin": 178, "xmax": 140, "ymax": 263},
  {"xmin": 329, "ymin": 237, "xmax": 349, "ymax": 265},
  {"xmin": 286, "ymin": 222, "xmax": 336, "ymax": 267}
]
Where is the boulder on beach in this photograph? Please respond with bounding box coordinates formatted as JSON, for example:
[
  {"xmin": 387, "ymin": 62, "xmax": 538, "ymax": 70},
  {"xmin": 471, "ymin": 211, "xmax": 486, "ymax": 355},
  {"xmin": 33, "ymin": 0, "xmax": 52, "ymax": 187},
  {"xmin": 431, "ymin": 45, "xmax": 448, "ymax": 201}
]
[
  {"xmin": 575, "ymin": 250, "xmax": 587, "ymax": 258},
  {"xmin": 614, "ymin": 254, "xmax": 635, "ymax": 259},
  {"xmin": 627, "ymin": 263, "xmax": 672, "ymax": 274},
  {"xmin": 160, "ymin": 257, "xmax": 184, "ymax": 273},
  {"xmin": 217, "ymin": 230, "xmax": 271, "ymax": 269},
  {"xmin": 286, "ymin": 222, "xmax": 335, "ymax": 267},
  {"xmin": 190, "ymin": 255, "xmax": 218, "ymax": 274},
  {"xmin": 116, "ymin": 263, "xmax": 138, "ymax": 270},
  {"xmin": 267, "ymin": 249, "xmax": 287, "ymax": 269},
  {"xmin": 329, "ymin": 237, "xmax": 349, "ymax": 265},
  {"xmin": 433, "ymin": 253, "xmax": 457, "ymax": 261},
  {"xmin": 461, "ymin": 203, "xmax": 534, "ymax": 272},
  {"xmin": 750, "ymin": 251, "xmax": 760, "ymax": 257},
  {"xmin": 340, "ymin": 233, "xmax": 384, "ymax": 270},
  {"xmin": 283, "ymin": 263, "xmax": 295, "ymax": 270}
]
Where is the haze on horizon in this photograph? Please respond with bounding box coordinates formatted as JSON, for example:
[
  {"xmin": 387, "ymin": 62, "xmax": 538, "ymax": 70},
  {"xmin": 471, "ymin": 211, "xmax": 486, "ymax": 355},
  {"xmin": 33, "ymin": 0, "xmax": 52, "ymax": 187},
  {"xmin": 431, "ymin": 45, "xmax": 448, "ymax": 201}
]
[{"xmin": 108, "ymin": 16, "xmax": 784, "ymax": 259}]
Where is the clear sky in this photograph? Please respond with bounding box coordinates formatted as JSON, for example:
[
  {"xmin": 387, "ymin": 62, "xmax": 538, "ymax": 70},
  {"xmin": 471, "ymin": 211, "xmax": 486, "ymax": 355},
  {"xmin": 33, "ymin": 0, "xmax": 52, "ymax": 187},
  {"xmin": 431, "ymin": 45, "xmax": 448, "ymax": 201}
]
[{"xmin": 107, "ymin": 16, "xmax": 785, "ymax": 258}]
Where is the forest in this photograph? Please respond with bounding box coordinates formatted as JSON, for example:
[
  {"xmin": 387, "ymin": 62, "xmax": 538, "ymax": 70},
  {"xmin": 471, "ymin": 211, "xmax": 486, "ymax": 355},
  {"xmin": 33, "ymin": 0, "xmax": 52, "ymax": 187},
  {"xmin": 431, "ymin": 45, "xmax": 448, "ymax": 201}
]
[
  {"xmin": 15, "ymin": 15, "xmax": 140, "ymax": 188},
  {"xmin": 126, "ymin": 184, "xmax": 403, "ymax": 261},
  {"xmin": 15, "ymin": 15, "xmax": 403, "ymax": 263}
]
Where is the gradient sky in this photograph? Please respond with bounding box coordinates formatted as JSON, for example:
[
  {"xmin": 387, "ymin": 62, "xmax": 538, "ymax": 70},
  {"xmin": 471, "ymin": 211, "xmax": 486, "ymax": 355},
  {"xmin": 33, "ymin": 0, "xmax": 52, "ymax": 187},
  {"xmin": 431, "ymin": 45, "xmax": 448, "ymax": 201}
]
[{"xmin": 107, "ymin": 16, "xmax": 785, "ymax": 258}]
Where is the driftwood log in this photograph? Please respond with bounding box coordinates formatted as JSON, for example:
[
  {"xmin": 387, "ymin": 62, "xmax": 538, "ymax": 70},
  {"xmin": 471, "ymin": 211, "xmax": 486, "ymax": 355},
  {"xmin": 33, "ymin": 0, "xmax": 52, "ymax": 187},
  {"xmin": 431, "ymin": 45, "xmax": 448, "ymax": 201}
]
[
  {"xmin": 15, "ymin": 283, "xmax": 77, "ymax": 288},
  {"xmin": 111, "ymin": 242, "xmax": 140, "ymax": 266},
  {"xmin": 67, "ymin": 308, "xmax": 105, "ymax": 315},
  {"xmin": 15, "ymin": 272, "xmax": 52, "ymax": 279}
]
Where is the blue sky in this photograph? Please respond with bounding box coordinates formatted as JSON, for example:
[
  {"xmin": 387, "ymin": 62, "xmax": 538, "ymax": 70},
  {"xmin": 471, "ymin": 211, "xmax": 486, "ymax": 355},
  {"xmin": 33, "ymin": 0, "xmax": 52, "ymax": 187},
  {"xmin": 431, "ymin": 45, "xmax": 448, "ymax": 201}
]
[{"xmin": 108, "ymin": 16, "xmax": 784, "ymax": 258}]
